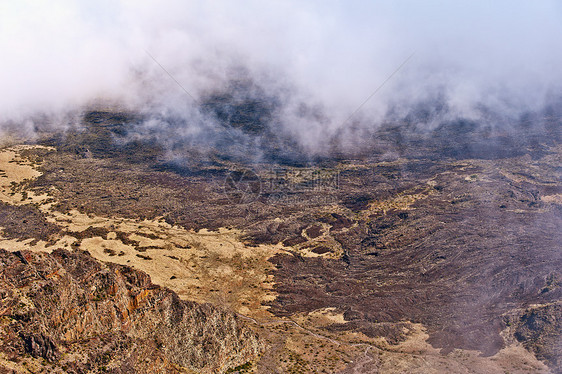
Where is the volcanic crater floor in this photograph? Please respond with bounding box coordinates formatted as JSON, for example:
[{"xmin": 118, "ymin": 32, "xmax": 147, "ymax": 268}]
[{"xmin": 0, "ymin": 120, "xmax": 560, "ymax": 373}]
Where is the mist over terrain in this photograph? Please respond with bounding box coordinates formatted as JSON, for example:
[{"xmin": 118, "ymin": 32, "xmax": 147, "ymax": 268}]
[
  {"xmin": 1, "ymin": 0, "xmax": 561, "ymax": 156},
  {"xmin": 0, "ymin": 3, "xmax": 562, "ymax": 372}
]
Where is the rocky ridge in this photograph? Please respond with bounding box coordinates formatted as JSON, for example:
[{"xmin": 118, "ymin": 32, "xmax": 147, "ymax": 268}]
[{"xmin": 0, "ymin": 248, "xmax": 262, "ymax": 373}]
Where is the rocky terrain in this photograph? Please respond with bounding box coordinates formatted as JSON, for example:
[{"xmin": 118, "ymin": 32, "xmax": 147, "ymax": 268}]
[
  {"xmin": 0, "ymin": 105, "xmax": 560, "ymax": 373},
  {"xmin": 0, "ymin": 248, "xmax": 262, "ymax": 373}
]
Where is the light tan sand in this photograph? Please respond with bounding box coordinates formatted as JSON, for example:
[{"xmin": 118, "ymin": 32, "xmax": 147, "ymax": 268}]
[
  {"xmin": 0, "ymin": 146, "xmax": 282, "ymax": 319},
  {"xmin": 373, "ymin": 323, "xmax": 551, "ymax": 374},
  {"xmin": 360, "ymin": 186, "xmax": 434, "ymax": 218},
  {"xmin": 0, "ymin": 145, "xmax": 53, "ymax": 204},
  {"xmin": 542, "ymin": 194, "xmax": 562, "ymax": 204}
]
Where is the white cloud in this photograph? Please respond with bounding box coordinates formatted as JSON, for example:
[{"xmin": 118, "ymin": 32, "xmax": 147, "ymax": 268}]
[{"xmin": 0, "ymin": 0, "xmax": 560, "ymax": 150}]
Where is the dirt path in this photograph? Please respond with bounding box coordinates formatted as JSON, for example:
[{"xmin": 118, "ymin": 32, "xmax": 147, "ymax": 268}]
[{"xmin": 236, "ymin": 312, "xmax": 382, "ymax": 373}]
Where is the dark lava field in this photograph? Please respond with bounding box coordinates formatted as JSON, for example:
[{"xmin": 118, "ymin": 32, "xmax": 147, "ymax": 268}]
[{"xmin": 0, "ymin": 102, "xmax": 561, "ymax": 373}]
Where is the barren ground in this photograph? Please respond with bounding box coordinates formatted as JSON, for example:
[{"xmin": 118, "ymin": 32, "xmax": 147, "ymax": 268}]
[{"xmin": 1, "ymin": 125, "xmax": 559, "ymax": 373}]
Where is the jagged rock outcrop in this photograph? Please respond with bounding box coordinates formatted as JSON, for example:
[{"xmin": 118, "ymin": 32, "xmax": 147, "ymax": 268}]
[
  {"xmin": 511, "ymin": 302, "xmax": 562, "ymax": 374},
  {"xmin": 0, "ymin": 249, "xmax": 262, "ymax": 373}
]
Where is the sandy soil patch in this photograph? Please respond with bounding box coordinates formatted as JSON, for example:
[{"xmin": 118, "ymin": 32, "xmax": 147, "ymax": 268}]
[
  {"xmin": 360, "ymin": 186, "xmax": 433, "ymax": 219},
  {"xmin": 0, "ymin": 145, "xmax": 53, "ymax": 204},
  {"xmin": 371, "ymin": 323, "xmax": 551, "ymax": 374},
  {"xmin": 542, "ymin": 194, "xmax": 562, "ymax": 204},
  {"xmin": 0, "ymin": 145, "xmax": 283, "ymax": 319}
]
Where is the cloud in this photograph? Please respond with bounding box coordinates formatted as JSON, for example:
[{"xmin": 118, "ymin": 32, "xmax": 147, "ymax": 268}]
[{"xmin": 1, "ymin": 0, "xmax": 561, "ymax": 154}]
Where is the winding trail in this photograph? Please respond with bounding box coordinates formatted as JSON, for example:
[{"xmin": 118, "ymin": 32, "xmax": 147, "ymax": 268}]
[
  {"xmin": 236, "ymin": 313, "xmax": 380, "ymax": 373},
  {"xmin": 346, "ymin": 346, "xmax": 378, "ymax": 374}
]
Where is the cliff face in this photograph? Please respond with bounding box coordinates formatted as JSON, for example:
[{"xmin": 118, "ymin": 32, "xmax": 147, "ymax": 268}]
[
  {"xmin": 0, "ymin": 248, "xmax": 262, "ymax": 373},
  {"xmin": 511, "ymin": 302, "xmax": 562, "ymax": 374}
]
